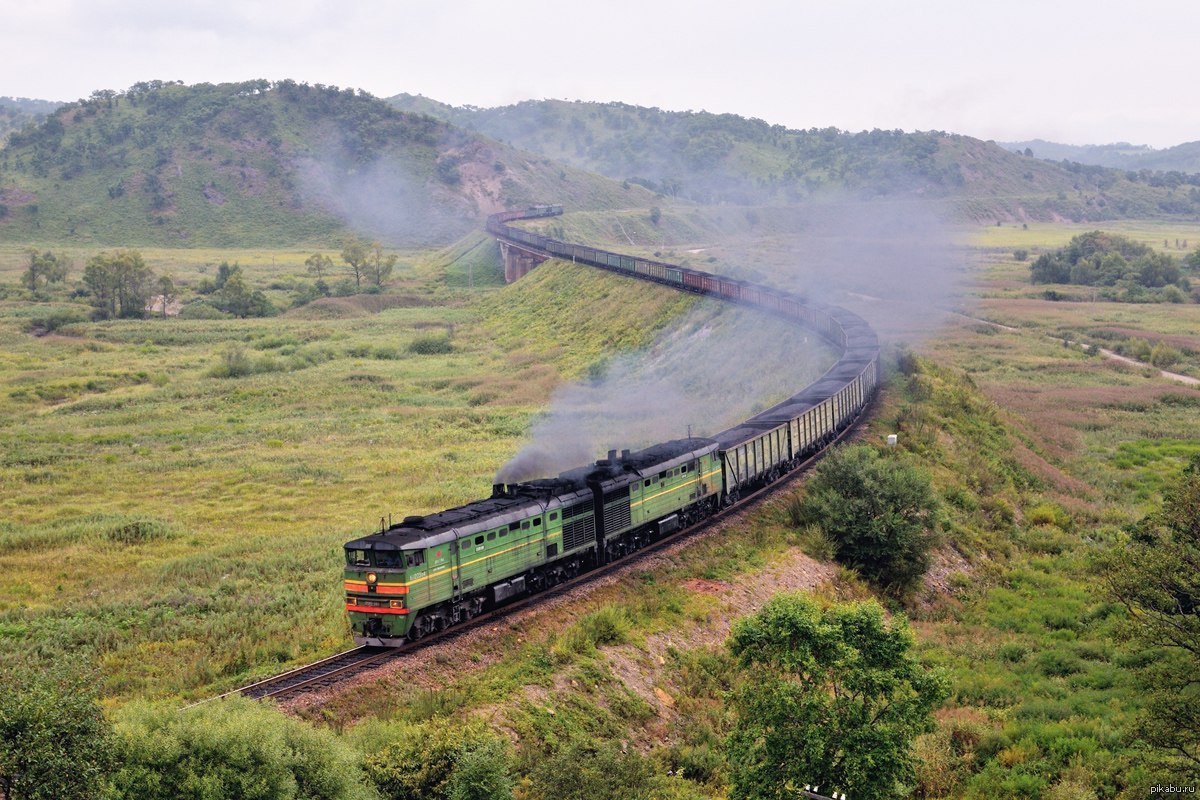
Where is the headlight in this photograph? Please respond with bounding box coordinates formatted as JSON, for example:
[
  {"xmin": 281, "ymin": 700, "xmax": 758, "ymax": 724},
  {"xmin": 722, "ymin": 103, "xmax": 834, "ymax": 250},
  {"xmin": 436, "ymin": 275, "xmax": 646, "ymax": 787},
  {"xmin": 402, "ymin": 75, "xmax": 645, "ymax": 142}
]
[{"xmin": 366, "ymin": 572, "xmax": 378, "ymax": 585}]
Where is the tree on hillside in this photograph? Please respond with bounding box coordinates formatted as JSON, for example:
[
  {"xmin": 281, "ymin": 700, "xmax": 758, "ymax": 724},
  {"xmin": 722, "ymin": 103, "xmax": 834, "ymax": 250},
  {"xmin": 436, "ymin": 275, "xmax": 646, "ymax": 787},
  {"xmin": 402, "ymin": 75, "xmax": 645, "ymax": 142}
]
[
  {"xmin": 791, "ymin": 444, "xmax": 939, "ymax": 594},
  {"xmin": 0, "ymin": 665, "xmax": 114, "ymax": 800},
  {"xmin": 22, "ymin": 249, "xmax": 70, "ymax": 294},
  {"xmin": 1102, "ymin": 454, "xmax": 1200, "ymax": 780},
  {"xmin": 305, "ymin": 252, "xmax": 333, "ymax": 280},
  {"xmin": 727, "ymin": 594, "xmax": 948, "ymax": 800},
  {"xmin": 341, "ymin": 238, "xmax": 369, "ymax": 290},
  {"xmin": 364, "ymin": 243, "xmax": 397, "ymax": 288},
  {"xmin": 83, "ymin": 249, "xmax": 153, "ymax": 319}
]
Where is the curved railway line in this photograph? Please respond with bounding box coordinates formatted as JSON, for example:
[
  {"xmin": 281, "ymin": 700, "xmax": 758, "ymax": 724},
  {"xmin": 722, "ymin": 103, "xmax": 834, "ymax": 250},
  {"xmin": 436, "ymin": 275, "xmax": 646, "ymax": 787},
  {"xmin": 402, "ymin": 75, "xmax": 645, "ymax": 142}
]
[{"xmin": 210, "ymin": 205, "xmax": 879, "ymax": 704}]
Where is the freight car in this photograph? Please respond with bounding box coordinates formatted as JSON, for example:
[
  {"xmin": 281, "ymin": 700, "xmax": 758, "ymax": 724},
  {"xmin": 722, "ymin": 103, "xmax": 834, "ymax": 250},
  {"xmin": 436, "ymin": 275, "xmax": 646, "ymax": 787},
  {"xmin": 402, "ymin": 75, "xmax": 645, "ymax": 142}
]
[{"xmin": 344, "ymin": 207, "xmax": 879, "ymax": 645}]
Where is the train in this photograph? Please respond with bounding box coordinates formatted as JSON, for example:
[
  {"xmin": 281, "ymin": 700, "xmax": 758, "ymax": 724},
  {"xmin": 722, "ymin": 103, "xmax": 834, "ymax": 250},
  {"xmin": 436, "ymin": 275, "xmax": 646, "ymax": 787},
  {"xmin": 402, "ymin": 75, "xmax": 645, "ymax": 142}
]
[{"xmin": 343, "ymin": 206, "xmax": 879, "ymax": 645}]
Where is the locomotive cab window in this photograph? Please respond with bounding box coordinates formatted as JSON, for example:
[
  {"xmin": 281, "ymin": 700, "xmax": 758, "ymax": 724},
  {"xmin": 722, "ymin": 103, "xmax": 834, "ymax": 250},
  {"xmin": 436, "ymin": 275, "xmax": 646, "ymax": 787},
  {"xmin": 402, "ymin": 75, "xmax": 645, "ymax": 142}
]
[
  {"xmin": 405, "ymin": 551, "xmax": 424, "ymax": 568},
  {"xmin": 376, "ymin": 551, "xmax": 403, "ymax": 568},
  {"xmin": 346, "ymin": 549, "xmax": 370, "ymax": 566}
]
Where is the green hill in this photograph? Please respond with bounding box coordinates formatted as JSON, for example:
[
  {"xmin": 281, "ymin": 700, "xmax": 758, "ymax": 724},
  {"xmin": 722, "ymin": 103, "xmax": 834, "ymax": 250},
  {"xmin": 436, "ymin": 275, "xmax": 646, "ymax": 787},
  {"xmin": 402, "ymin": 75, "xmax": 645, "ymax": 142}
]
[
  {"xmin": 0, "ymin": 81, "xmax": 651, "ymax": 247},
  {"xmin": 390, "ymin": 95, "xmax": 1200, "ymax": 222}
]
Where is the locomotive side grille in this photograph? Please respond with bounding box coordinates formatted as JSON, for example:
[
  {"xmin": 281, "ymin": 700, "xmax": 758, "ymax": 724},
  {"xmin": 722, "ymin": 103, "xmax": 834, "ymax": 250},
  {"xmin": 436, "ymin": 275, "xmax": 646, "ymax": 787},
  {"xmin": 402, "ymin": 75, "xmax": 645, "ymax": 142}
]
[
  {"xmin": 604, "ymin": 500, "xmax": 631, "ymax": 532},
  {"xmin": 602, "ymin": 486, "xmax": 632, "ymax": 532},
  {"xmin": 561, "ymin": 515, "xmax": 595, "ymax": 551},
  {"xmin": 562, "ymin": 502, "xmax": 589, "ymax": 521}
]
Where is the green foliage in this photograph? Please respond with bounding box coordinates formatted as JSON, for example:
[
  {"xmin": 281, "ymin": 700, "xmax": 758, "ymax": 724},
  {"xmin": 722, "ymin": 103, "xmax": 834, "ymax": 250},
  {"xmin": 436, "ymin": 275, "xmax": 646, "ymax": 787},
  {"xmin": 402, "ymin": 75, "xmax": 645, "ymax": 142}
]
[
  {"xmin": 1030, "ymin": 230, "xmax": 1186, "ymax": 292},
  {"xmin": 792, "ymin": 444, "xmax": 939, "ymax": 593},
  {"xmin": 408, "ymin": 333, "xmax": 455, "ymax": 355},
  {"xmin": 1100, "ymin": 454, "xmax": 1200, "ymax": 780},
  {"xmin": 207, "ymin": 344, "xmax": 285, "ymax": 378},
  {"xmin": 726, "ymin": 594, "xmax": 948, "ymax": 800},
  {"xmin": 446, "ymin": 738, "xmax": 514, "ymax": 800},
  {"xmin": 364, "ymin": 245, "xmax": 397, "ymax": 288},
  {"xmin": 525, "ymin": 739, "xmax": 655, "ymax": 800},
  {"xmin": 351, "ymin": 717, "xmax": 510, "ymax": 800},
  {"xmin": 23, "ymin": 249, "xmax": 70, "ymax": 294},
  {"xmin": 26, "ymin": 305, "xmax": 89, "ymax": 334},
  {"xmin": 1013, "ymin": 248, "xmax": 1029, "ymax": 262},
  {"xmin": 305, "ymin": 253, "xmax": 334, "ymax": 280},
  {"xmin": 83, "ymin": 249, "xmax": 154, "ymax": 319},
  {"xmin": 341, "ymin": 239, "xmax": 369, "ymax": 290},
  {"xmin": 110, "ymin": 697, "xmax": 375, "ymax": 800},
  {"xmin": 0, "ymin": 664, "xmax": 114, "ymax": 800}
]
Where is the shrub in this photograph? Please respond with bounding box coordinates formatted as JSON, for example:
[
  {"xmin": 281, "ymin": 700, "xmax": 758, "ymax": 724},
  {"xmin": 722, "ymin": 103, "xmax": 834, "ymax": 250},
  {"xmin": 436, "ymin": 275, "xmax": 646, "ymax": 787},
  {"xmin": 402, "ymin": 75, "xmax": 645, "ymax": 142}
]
[
  {"xmin": 178, "ymin": 301, "xmax": 232, "ymax": 320},
  {"xmin": 103, "ymin": 516, "xmax": 176, "ymax": 545},
  {"xmin": 207, "ymin": 345, "xmax": 286, "ymax": 379},
  {"xmin": 408, "ymin": 334, "xmax": 454, "ymax": 355},
  {"xmin": 1148, "ymin": 342, "xmax": 1182, "ymax": 368},
  {"xmin": 0, "ymin": 664, "xmax": 114, "ymax": 800},
  {"xmin": 352, "ymin": 717, "xmax": 511, "ymax": 800},
  {"xmin": 791, "ymin": 444, "xmax": 939, "ymax": 593},
  {"xmin": 110, "ymin": 697, "xmax": 374, "ymax": 800},
  {"xmin": 526, "ymin": 740, "xmax": 654, "ymax": 800},
  {"xmin": 27, "ymin": 306, "xmax": 89, "ymax": 334}
]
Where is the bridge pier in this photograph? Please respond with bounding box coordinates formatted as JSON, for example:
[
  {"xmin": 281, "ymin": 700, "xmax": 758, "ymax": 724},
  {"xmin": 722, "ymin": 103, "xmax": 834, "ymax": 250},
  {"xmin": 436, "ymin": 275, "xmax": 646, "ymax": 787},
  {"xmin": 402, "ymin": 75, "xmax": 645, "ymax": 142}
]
[{"xmin": 498, "ymin": 241, "xmax": 549, "ymax": 283}]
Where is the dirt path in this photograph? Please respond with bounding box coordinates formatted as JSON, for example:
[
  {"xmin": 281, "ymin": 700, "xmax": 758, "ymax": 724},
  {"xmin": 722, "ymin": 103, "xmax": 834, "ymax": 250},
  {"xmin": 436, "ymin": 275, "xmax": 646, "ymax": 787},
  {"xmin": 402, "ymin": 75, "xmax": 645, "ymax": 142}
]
[{"xmin": 952, "ymin": 310, "xmax": 1200, "ymax": 387}]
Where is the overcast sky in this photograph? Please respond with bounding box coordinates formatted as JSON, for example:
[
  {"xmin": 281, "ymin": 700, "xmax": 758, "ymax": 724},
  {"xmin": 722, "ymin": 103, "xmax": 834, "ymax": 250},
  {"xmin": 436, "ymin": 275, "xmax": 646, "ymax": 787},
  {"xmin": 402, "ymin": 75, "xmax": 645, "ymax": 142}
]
[{"xmin": 3, "ymin": 0, "xmax": 1196, "ymax": 148}]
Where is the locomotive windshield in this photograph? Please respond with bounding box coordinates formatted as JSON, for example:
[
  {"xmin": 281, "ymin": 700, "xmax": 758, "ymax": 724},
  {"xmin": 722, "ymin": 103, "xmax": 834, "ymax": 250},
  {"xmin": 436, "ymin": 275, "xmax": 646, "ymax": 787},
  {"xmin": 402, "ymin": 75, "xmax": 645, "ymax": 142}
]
[
  {"xmin": 346, "ymin": 548, "xmax": 370, "ymax": 567},
  {"xmin": 374, "ymin": 551, "xmax": 405, "ymax": 568}
]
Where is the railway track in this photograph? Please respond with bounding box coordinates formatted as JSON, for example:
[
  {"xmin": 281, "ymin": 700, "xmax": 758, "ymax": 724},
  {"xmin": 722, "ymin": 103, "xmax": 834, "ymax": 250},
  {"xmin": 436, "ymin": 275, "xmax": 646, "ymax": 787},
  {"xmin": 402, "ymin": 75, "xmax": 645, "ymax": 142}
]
[{"xmin": 207, "ymin": 393, "xmax": 871, "ymax": 705}]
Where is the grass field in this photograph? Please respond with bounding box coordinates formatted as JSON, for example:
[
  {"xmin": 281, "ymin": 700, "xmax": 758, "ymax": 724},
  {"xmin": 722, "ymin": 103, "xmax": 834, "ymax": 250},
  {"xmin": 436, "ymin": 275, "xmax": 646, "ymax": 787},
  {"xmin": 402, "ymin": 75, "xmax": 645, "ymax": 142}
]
[
  {"xmin": 0, "ymin": 235, "xmax": 834, "ymax": 702},
  {"xmin": 4, "ymin": 211, "xmax": 1200, "ymax": 798}
]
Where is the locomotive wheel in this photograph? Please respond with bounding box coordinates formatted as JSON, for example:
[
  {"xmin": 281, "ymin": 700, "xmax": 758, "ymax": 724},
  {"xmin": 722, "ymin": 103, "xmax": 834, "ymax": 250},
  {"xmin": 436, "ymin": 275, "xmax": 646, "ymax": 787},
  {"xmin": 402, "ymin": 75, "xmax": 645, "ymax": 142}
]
[{"xmin": 407, "ymin": 616, "xmax": 426, "ymax": 641}]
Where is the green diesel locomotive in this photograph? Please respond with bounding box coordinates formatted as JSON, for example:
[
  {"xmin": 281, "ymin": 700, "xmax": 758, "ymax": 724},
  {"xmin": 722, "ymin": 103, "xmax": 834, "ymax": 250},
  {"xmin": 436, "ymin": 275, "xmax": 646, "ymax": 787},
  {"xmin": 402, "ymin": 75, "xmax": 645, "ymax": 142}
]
[{"xmin": 345, "ymin": 441, "xmax": 721, "ymax": 643}]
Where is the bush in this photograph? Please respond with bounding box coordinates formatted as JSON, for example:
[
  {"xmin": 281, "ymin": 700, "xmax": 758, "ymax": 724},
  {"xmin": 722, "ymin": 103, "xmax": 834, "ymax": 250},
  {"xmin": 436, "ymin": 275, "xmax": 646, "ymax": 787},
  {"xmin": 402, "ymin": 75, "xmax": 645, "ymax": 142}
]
[
  {"xmin": 408, "ymin": 334, "xmax": 454, "ymax": 355},
  {"xmin": 178, "ymin": 301, "xmax": 232, "ymax": 320},
  {"xmin": 111, "ymin": 697, "xmax": 374, "ymax": 800},
  {"xmin": 27, "ymin": 306, "xmax": 89, "ymax": 334},
  {"xmin": 0, "ymin": 665, "xmax": 114, "ymax": 800},
  {"xmin": 351, "ymin": 717, "xmax": 511, "ymax": 800},
  {"xmin": 207, "ymin": 345, "xmax": 286, "ymax": 379},
  {"xmin": 526, "ymin": 740, "xmax": 654, "ymax": 800},
  {"xmin": 1014, "ymin": 249, "xmax": 1029, "ymax": 262},
  {"xmin": 791, "ymin": 444, "xmax": 939, "ymax": 593}
]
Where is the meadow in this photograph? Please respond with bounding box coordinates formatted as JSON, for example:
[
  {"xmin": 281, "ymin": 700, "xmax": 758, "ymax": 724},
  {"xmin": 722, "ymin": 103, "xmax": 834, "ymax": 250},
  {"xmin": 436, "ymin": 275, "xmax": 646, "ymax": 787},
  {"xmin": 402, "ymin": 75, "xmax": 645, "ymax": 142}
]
[
  {"xmin": 0, "ymin": 235, "xmax": 831, "ymax": 702},
  {"xmin": 4, "ymin": 210, "xmax": 1200, "ymax": 799}
]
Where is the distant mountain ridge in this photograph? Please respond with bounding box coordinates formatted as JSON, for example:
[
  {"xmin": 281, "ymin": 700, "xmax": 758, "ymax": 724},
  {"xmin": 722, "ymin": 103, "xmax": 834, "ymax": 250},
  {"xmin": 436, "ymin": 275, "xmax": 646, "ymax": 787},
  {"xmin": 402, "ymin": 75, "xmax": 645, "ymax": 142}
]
[
  {"xmin": 0, "ymin": 81, "xmax": 647, "ymax": 246},
  {"xmin": 390, "ymin": 94, "xmax": 1200, "ymax": 222},
  {"xmin": 1000, "ymin": 139, "xmax": 1200, "ymax": 174}
]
